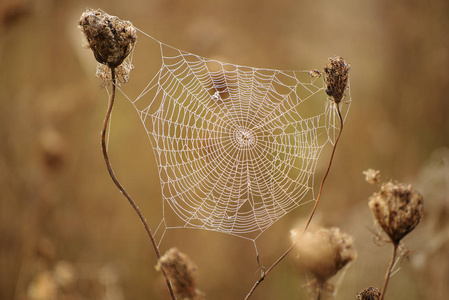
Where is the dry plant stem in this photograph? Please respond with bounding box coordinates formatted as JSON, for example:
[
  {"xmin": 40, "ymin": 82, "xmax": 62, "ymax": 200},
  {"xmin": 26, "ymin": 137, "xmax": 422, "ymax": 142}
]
[
  {"xmin": 101, "ymin": 68, "xmax": 176, "ymax": 300},
  {"xmin": 380, "ymin": 243, "xmax": 398, "ymax": 300},
  {"xmin": 244, "ymin": 242, "xmax": 296, "ymax": 300},
  {"xmin": 305, "ymin": 104, "xmax": 344, "ymax": 231},
  {"xmin": 245, "ymin": 103, "xmax": 344, "ymax": 300}
]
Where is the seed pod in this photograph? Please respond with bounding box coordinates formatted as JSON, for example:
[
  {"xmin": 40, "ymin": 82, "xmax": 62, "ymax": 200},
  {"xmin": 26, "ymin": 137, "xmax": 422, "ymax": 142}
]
[
  {"xmin": 356, "ymin": 286, "xmax": 381, "ymax": 300},
  {"xmin": 369, "ymin": 180, "xmax": 424, "ymax": 244},
  {"xmin": 291, "ymin": 227, "xmax": 357, "ymax": 285},
  {"xmin": 324, "ymin": 56, "xmax": 350, "ymax": 104},
  {"xmin": 156, "ymin": 248, "xmax": 203, "ymax": 300},
  {"xmin": 78, "ymin": 9, "xmax": 137, "ymax": 69}
]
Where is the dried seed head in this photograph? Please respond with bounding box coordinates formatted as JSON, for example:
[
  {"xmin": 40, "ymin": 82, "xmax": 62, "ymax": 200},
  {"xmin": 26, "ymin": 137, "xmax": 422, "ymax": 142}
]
[
  {"xmin": 324, "ymin": 56, "xmax": 350, "ymax": 104},
  {"xmin": 156, "ymin": 248, "xmax": 203, "ymax": 300},
  {"xmin": 356, "ymin": 286, "xmax": 381, "ymax": 300},
  {"xmin": 291, "ymin": 227, "xmax": 357, "ymax": 284},
  {"xmin": 368, "ymin": 180, "xmax": 424, "ymax": 244},
  {"xmin": 78, "ymin": 9, "xmax": 137, "ymax": 69},
  {"xmin": 363, "ymin": 169, "xmax": 381, "ymax": 185}
]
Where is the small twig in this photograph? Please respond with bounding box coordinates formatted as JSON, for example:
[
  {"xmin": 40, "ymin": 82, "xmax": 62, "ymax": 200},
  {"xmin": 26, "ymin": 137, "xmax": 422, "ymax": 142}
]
[
  {"xmin": 380, "ymin": 243, "xmax": 398, "ymax": 300},
  {"xmin": 244, "ymin": 103, "xmax": 344, "ymax": 300},
  {"xmin": 101, "ymin": 68, "xmax": 176, "ymax": 300},
  {"xmin": 244, "ymin": 242, "xmax": 296, "ymax": 300}
]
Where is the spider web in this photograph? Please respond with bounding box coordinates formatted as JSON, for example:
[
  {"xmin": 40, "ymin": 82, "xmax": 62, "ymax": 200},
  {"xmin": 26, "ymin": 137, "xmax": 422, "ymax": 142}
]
[{"xmin": 121, "ymin": 30, "xmax": 350, "ymax": 243}]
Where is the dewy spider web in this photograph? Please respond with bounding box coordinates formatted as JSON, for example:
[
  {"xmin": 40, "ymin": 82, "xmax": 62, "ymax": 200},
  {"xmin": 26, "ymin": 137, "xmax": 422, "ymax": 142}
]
[{"xmin": 119, "ymin": 28, "xmax": 350, "ymax": 244}]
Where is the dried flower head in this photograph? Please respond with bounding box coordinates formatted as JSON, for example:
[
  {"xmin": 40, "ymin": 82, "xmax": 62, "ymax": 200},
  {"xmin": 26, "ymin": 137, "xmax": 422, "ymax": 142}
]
[
  {"xmin": 369, "ymin": 180, "xmax": 424, "ymax": 244},
  {"xmin": 78, "ymin": 9, "xmax": 137, "ymax": 69},
  {"xmin": 363, "ymin": 169, "xmax": 381, "ymax": 185},
  {"xmin": 291, "ymin": 227, "xmax": 357, "ymax": 285},
  {"xmin": 324, "ymin": 56, "xmax": 350, "ymax": 104},
  {"xmin": 356, "ymin": 286, "xmax": 381, "ymax": 300},
  {"xmin": 156, "ymin": 248, "xmax": 203, "ymax": 300}
]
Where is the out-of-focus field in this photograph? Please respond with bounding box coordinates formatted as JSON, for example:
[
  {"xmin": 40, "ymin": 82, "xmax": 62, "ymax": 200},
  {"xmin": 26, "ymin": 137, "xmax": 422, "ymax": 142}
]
[{"xmin": 1, "ymin": 0, "xmax": 448, "ymax": 299}]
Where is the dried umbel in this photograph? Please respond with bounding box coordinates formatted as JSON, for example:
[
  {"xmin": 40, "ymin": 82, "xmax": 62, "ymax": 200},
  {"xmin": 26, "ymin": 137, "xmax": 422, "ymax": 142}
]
[
  {"xmin": 369, "ymin": 180, "xmax": 424, "ymax": 244},
  {"xmin": 291, "ymin": 227, "xmax": 357, "ymax": 285},
  {"xmin": 78, "ymin": 9, "xmax": 137, "ymax": 69},
  {"xmin": 156, "ymin": 248, "xmax": 203, "ymax": 300},
  {"xmin": 363, "ymin": 169, "xmax": 381, "ymax": 185},
  {"xmin": 356, "ymin": 286, "xmax": 381, "ymax": 300},
  {"xmin": 324, "ymin": 56, "xmax": 350, "ymax": 104}
]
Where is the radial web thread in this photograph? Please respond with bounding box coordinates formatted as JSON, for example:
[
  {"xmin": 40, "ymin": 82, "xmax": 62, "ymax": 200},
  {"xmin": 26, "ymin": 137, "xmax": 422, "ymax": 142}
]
[{"xmin": 125, "ymin": 34, "xmax": 350, "ymax": 243}]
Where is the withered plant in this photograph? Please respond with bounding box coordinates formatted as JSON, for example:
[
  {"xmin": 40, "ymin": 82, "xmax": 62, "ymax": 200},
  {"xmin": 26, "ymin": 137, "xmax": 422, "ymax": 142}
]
[
  {"xmin": 79, "ymin": 9, "xmax": 176, "ymax": 299},
  {"xmin": 364, "ymin": 170, "xmax": 424, "ymax": 300},
  {"xmin": 157, "ymin": 248, "xmax": 204, "ymax": 300},
  {"xmin": 291, "ymin": 227, "xmax": 357, "ymax": 300},
  {"xmin": 79, "ymin": 10, "xmax": 423, "ymax": 300}
]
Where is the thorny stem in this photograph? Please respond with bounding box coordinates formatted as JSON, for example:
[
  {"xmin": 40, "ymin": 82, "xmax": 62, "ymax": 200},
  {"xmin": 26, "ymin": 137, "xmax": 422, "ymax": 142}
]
[
  {"xmin": 244, "ymin": 103, "xmax": 344, "ymax": 300},
  {"xmin": 101, "ymin": 68, "xmax": 176, "ymax": 300},
  {"xmin": 380, "ymin": 243, "xmax": 398, "ymax": 300}
]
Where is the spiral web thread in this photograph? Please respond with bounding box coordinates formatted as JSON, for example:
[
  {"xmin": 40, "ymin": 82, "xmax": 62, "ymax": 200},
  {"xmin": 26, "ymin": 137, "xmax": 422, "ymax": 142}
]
[{"xmin": 122, "ymin": 31, "xmax": 350, "ymax": 243}]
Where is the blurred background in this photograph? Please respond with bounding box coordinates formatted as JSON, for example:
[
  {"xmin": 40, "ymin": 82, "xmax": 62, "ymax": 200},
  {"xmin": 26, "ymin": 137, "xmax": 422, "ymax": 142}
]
[{"xmin": 1, "ymin": 0, "xmax": 448, "ymax": 299}]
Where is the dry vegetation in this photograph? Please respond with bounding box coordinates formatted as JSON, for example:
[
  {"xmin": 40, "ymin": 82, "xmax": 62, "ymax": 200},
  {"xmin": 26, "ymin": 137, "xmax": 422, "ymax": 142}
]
[{"xmin": 1, "ymin": 0, "xmax": 448, "ymax": 299}]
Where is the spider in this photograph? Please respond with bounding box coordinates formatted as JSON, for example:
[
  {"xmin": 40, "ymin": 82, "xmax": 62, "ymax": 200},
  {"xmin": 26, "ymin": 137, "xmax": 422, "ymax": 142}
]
[{"xmin": 308, "ymin": 69, "xmax": 321, "ymax": 78}]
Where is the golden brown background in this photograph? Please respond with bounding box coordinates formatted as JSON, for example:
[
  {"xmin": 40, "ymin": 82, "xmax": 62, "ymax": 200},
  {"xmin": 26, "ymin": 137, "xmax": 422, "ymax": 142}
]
[{"xmin": 1, "ymin": 0, "xmax": 448, "ymax": 299}]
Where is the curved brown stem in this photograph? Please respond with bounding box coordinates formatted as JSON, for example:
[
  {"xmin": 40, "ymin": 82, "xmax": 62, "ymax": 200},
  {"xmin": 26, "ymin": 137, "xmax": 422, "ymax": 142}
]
[
  {"xmin": 244, "ymin": 102, "xmax": 344, "ymax": 300},
  {"xmin": 380, "ymin": 243, "xmax": 398, "ymax": 300},
  {"xmin": 244, "ymin": 242, "xmax": 296, "ymax": 300},
  {"xmin": 101, "ymin": 68, "xmax": 176, "ymax": 300},
  {"xmin": 304, "ymin": 103, "xmax": 344, "ymax": 231}
]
